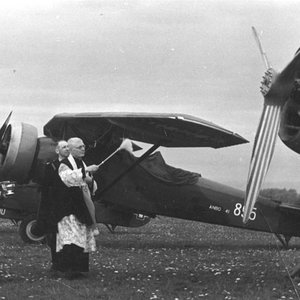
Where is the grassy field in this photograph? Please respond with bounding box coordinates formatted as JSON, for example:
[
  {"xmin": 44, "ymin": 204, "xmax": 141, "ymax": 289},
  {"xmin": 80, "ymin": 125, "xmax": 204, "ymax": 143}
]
[{"xmin": 1, "ymin": 218, "xmax": 300, "ymax": 300}]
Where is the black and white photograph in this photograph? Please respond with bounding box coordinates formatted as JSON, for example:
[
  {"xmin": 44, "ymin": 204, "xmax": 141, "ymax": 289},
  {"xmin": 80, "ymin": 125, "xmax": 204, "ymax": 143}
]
[{"xmin": 1, "ymin": 1, "xmax": 300, "ymax": 299}]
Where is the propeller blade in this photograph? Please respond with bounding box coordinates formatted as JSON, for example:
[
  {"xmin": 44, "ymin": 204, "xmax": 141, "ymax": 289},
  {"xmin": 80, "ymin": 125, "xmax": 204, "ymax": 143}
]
[
  {"xmin": 244, "ymin": 28, "xmax": 300, "ymax": 224},
  {"xmin": 252, "ymin": 26, "xmax": 271, "ymax": 69},
  {"xmin": 0, "ymin": 111, "xmax": 12, "ymax": 140},
  {"xmin": 243, "ymin": 103, "xmax": 281, "ymax": 223}
]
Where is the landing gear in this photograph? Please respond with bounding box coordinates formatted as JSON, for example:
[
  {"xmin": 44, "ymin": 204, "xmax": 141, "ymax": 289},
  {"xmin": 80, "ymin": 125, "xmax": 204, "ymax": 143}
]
[
  {"xmin": 275, "ymin": 233, "xmax": 292, "ymax": 249},
  {"xmin": 18, "ymin": 214, "xmax": 45, "ymax": 243}
]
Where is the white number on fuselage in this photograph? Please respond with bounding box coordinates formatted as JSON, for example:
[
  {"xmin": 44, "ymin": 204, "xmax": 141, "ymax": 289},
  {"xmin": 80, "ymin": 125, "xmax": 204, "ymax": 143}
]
[{"xmin": 233, "ymin": 203, "xmax": 256, "ymax": 221}]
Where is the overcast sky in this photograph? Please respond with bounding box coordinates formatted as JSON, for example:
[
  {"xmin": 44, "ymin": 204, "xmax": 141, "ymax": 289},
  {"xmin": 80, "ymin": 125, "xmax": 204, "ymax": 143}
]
[{"xmin": 0, "ymin": 0, "xmax": 300, "ymax": 191}]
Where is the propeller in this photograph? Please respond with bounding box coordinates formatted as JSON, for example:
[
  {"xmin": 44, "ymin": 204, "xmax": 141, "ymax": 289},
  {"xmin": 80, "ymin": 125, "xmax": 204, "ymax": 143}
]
[
  {"xmin": 0, "ymin": 111, "xmax": 12, "ymax": 156},
  {"xmin": 243, "ymin": 28, "xmax": 300, "ymax": 223}
]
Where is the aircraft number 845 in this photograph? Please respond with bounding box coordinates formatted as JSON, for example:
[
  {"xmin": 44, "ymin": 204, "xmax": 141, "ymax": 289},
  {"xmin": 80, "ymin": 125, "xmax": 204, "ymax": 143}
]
[{"xmin": 233, "ymin": 203, "xmax": 257, "ymax": 221}]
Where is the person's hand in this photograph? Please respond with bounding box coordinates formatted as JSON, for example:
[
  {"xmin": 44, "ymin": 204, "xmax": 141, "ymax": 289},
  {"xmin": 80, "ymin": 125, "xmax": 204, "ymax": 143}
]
[
  {"xmin": 85, "ymin": 174, "xmax": 93, "ymax": 184},
  {"xmin": 85, "ymin": 164, "xmax": 99, "ymax": 173}
]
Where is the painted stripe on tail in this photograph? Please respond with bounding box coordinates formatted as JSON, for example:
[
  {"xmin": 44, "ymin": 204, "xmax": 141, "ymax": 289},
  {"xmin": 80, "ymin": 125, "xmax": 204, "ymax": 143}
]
[{"xmin": 243, "ymin": 104, "xmax": 281, "ymax": 223}]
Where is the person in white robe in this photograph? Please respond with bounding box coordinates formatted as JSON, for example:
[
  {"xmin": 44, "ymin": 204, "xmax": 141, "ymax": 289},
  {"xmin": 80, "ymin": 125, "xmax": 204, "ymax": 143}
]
[{"xmin": 56, "ymin": 137, "xmax": 99, "ymax": 278}]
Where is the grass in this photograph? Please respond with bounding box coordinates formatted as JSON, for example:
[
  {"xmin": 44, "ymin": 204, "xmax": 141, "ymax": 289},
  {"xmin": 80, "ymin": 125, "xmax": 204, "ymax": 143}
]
[{"xmin": 1, "ymin": 217, "xmax": 300, "ymax": 299}]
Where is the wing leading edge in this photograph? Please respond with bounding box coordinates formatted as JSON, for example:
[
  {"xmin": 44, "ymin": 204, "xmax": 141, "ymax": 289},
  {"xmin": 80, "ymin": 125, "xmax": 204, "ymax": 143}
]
[{"xmin": 44, "ymin": 112, "xmax": 248, "ymax": 148}]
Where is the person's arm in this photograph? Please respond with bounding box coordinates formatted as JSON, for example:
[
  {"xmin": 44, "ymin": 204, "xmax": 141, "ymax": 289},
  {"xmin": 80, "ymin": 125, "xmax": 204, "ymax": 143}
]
[
  {"xmin": 85, "ymin": 164, "xmax": 99, "ymax": 173},
  {"xmin": 83, "ymin": 163, "xmax": 99, "ymax": 194}
]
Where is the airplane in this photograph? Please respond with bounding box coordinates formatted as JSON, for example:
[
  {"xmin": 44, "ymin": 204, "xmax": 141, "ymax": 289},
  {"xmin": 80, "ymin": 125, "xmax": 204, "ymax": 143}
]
[
  {"xmin": 0, "ymin": 110, "xmax": 300, "ymax": 249},
  {"xmin": 1, "ymin": 29, "xmax": 300, "ymax": 248},
  {"xmin": 0, "ymin": 112, "xmax": 248, "ymax": 241}
]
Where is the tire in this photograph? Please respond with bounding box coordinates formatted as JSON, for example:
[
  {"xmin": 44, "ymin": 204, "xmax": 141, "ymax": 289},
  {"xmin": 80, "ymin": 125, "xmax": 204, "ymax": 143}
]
[{"xmin": 18, "ymin": 214, "xmax": 46, "ymax": 243}]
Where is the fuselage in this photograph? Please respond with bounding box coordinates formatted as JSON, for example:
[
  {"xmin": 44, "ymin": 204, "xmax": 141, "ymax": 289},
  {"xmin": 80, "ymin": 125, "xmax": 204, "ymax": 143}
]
[{"xmin": 96, "ymin": 150, "xmax": 300, "ymax": 237}]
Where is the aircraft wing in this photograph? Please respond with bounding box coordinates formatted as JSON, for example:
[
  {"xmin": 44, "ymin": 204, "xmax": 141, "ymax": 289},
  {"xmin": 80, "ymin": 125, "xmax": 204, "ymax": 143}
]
[{"xmin": 44, "ymin": 112, "xmax": 248, "ymax": 148}]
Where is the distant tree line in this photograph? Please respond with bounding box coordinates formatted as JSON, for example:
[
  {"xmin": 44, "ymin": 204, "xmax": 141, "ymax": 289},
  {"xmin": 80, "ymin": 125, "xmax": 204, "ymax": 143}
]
[{"xmin": 260, "ymin": 188, "xmax": 300, "ymax": 203}]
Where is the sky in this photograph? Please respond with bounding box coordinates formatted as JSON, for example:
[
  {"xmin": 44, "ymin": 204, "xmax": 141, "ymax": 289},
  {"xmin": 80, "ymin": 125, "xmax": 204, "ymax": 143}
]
[{"xmin": 0, "ymin": 0, "xmax": 300, "ymax": 191}]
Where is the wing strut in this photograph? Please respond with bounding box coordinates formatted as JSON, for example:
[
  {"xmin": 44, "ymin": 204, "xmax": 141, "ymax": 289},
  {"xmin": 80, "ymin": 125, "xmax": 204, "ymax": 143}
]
[{"xmin": 97, "ymin": 143, "xmax": 160, "ymax": 197}]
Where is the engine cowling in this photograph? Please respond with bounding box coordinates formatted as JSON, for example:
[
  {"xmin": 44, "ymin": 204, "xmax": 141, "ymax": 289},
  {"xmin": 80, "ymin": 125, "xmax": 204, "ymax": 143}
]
[
  {"xmin": 279, "ymin": 85, "xmax": 300, "ymax": 154},
  {"xmin": 0, "ymin": 123, "xmax": 57, "ymax": 184}
]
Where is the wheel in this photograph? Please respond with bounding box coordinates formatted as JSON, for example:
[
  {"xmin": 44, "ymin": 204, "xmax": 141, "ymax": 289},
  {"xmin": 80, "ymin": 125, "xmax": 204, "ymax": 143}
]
[{"xmin": 18, "ymin": 214, "xmax": 45, "ymax": 243}]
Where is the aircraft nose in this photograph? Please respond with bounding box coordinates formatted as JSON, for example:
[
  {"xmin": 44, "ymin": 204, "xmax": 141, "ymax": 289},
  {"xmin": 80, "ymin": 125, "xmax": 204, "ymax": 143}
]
[{"xmin": 0, "ymin": 111, "xmax": 12, "ymax": 157}]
